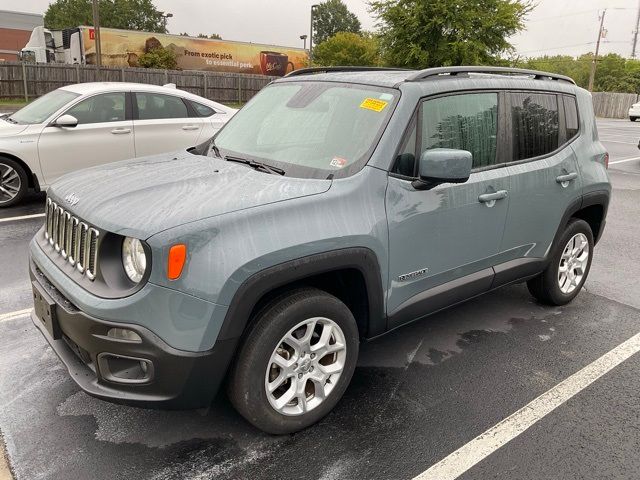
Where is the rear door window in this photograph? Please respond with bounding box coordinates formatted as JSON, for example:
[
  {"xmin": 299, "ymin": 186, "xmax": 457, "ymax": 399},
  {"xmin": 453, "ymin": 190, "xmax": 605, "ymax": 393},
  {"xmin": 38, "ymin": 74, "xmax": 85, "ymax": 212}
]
[
  {"xmin": 509, "ymin": 93, "xmax": 559, "ymax": 161},
  {"xmin": 135, "ymin": 93, "xmax": 189, "ymax": 120}
]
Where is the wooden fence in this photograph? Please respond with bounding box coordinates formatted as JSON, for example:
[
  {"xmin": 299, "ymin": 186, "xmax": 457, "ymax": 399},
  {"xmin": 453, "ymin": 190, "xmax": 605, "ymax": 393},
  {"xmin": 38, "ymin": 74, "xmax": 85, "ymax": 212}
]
[
  {"xmin": 0, "ymin": 62, "xmax": 276, "ymax": 104},
  {"xmin": 591, "ymin": 92, "xmax": 638, "ymax": 119},
  {"xmin": 1, "ymin": 62, "xmax": 639, "ymax": 118}
]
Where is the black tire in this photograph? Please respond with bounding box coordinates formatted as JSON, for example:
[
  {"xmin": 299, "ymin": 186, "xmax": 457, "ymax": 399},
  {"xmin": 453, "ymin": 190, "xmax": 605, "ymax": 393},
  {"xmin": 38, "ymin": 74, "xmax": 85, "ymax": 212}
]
[
  {"xmin": 631, "ymin": 117, "xmax": 637, "ymax": 122},
  {"xmin": 0, "ymin": 157, "xmax": 28, "ymax": 208},
  {"xmin": 527, "ymin": 218, "xmax": 594, "ymax": 306},
  {"xmin": 228, "ymin": 288, "xmax": 359, "ymax": 434}
]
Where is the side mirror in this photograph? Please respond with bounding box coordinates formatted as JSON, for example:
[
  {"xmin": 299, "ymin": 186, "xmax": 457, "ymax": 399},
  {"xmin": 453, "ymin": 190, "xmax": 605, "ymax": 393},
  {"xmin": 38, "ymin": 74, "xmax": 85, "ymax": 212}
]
[
  {"xmin": 53, "ymin": 114, "xmax": 78, "ymax": 128},
  {"xmin": 412, "ymin": 148, "xmax": 473, "ymax": 190}
]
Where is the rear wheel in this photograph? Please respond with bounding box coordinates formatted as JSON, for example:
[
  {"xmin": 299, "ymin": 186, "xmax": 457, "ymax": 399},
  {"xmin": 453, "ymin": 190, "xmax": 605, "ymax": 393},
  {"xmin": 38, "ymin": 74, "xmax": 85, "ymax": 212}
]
[
  {"xmin": 0, "ymin": 158, "xmax": 28, "ymax": 207},
  {"xmin": 228, "ymin": 288, "xmax": 359, "ymax": 434},
  {"xmin": 527, "ymin": 219, "xmax": 594, "ymax": 306},
  {"xmin": 631, "ymin": 117, "xmax": 637, "ymax": 122}
]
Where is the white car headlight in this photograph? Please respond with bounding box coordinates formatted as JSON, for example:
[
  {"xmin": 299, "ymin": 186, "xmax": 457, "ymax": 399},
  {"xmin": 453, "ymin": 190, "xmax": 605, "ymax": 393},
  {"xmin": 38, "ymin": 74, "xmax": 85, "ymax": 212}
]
[{"xmin": 122, "ymin": 237, "xmax": 147, "ymax": 283}]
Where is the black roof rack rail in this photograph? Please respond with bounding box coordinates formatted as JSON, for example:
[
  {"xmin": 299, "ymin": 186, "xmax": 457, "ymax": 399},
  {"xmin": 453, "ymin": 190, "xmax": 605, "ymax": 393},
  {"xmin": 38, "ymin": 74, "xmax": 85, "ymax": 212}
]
[
  {"xmin": 405, "ymin": 66, "xmax": 576, "ymax": 85},
  {"xmin": 285, "ymin": 66, "xmax": 411, "ymax": 78}
]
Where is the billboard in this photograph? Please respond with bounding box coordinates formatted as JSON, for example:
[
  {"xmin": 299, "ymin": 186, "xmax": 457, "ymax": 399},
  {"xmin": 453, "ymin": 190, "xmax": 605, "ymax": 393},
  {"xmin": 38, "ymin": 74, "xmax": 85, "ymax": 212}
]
[{"xmin": 81, "ymin": 27, "xmax": 308, "ymax": 76}]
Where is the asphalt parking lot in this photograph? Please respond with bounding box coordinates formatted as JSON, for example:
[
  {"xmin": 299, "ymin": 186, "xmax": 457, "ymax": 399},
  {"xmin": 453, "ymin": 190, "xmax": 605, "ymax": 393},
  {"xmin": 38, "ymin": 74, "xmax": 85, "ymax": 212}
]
[{"xmin": 1, "ymin": 118, "xmax": 639, "ymax": 480}]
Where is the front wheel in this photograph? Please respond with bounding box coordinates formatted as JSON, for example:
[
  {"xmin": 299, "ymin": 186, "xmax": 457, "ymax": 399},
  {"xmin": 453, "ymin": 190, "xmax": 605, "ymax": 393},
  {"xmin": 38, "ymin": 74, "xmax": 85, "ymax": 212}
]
[
  {"xmin": 0, "ymin": 158, "xmax": 28, "ymax": 207},
  {"xmin": 527, "ymin": 219, "xmax": 594, "ymax": 306},
  {"xmin": 228, "ymin": 288, "xmax": 359, "ymax": 434}
]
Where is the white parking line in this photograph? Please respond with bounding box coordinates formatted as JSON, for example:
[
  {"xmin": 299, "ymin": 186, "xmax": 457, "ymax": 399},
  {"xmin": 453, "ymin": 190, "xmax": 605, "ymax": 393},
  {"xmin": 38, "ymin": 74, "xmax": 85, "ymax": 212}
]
[
  {"xmin": 0, "ymin": 308, "xmax": 32, "ymax": 322},
  {"xmin": 413, "ymin": 331, "xmax": 640, "ymax": 480},
  {"xmin": 0, "ymin": 213, "xmax": 44, "ymax": 224},
  {"xmin": 609, "ymin": 156, "xmax": 640, "ymax": 165}
]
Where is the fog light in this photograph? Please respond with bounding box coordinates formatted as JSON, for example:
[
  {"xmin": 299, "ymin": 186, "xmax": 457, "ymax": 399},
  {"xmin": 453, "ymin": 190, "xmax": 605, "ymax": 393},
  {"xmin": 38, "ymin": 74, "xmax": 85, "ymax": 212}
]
[
  {"xmin": 140, "ymin": 360, "xmax": 148, "ymax": 374},
  {"xmin": 107, "ymin": 328, "xmax": 142, "ymax": 343}
]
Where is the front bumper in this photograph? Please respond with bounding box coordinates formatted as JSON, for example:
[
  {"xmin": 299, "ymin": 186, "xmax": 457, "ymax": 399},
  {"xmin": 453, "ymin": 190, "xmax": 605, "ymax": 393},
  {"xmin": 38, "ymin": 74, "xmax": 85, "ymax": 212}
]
[{"xmin": 30, "ymin": 262, "xmax": 235, "ymax": 409}]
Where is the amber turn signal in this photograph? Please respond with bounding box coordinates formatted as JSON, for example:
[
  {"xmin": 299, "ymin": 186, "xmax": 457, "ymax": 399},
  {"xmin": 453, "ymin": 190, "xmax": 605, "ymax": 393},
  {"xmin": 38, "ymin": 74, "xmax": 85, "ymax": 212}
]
[{"xmin": 167, "ymin": 244, "xmax": 187, "ymax": 280}]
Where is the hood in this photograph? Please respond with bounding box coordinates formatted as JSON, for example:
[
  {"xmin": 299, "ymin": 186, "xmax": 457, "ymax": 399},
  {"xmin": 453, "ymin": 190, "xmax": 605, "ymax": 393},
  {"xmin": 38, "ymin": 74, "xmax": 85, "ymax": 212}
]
[
  {"xmin": 48, "ymin": 150, "xmax": 332, "ymax": 238},
  {"xmin": 0, "ymin": 117, "xmax": 29, "ymax": 136}
]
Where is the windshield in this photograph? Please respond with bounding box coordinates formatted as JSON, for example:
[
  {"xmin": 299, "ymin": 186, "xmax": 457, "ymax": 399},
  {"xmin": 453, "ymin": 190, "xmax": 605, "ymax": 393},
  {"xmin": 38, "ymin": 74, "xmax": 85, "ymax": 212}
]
[
  {"xmin": 9, "ymin": 89, "xmax": 80, "ymax": 125},
  {"xmin": 213, "ymin": 82, "xmax": 398, "ymax": 179}
]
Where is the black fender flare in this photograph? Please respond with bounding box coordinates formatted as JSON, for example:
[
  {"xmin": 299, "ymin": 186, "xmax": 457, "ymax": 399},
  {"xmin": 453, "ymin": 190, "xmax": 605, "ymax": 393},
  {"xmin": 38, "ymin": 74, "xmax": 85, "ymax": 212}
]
[
  {"xmin": 216, "ymin": 247, "xmax": 386, "ymax": 343},
  {"xmin": 551, "ymin": 190, "xmax": 610, "ymax": 251}
]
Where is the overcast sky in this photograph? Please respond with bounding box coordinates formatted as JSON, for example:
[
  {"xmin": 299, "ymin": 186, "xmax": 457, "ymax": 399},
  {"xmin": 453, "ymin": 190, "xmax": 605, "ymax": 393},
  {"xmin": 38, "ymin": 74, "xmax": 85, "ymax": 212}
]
[{"xmin": 14, "ymin": 0, "xmax": 640, "ymax": 58}]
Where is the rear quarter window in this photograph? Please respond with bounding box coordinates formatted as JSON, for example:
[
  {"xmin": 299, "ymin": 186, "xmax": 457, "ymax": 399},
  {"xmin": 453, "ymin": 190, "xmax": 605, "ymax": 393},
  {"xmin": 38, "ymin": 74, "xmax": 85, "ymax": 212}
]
[{"xmin": 190, "ymin": 101, "xmax": 216, "ymax": 117}]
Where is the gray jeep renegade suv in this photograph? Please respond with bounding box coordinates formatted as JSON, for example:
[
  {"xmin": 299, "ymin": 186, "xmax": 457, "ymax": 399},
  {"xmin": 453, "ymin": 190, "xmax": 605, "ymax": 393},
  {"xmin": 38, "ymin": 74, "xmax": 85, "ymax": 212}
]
[{"xmin": 29, "ymin": 66, "xmax": 610, "ymax": 434}]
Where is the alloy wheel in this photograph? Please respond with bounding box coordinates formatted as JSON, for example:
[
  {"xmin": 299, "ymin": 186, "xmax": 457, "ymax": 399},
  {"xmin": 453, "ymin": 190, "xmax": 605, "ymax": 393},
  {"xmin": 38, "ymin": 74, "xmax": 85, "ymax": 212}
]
[
  {"xmin": 558, "ymin": 232, "xmax": 590, "ymax": 294},
  {"xmin": 0, "ymin": 163, "xmax": 21, "ymax": 204},
  {"xmin": 265, "ymin": 317, "xmax": 347, "ymax": 416}
]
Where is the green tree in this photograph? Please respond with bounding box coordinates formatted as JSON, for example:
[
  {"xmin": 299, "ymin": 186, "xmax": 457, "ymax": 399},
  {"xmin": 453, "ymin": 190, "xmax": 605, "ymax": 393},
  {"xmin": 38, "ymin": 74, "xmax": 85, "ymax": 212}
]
[
  {"xmin": 138, "ymin": 46, "xmax": 177, "ymax": 69},
  {"xmin": 519, "ymin": 53, "xmax": 640, "ymax": 93},
  {"xmin": 313, "ymin": 0, "xmax": 361, "ymax": 45},
  {"xmin": 196, "ymin": 33, "xmax": 222, "ymax": 39},
  {"xmin": 313, "ymin": 32, "xmax": 380, "ymax": 66},
  {"xmin": 370, "ymin": 0, "xmax": 532, "ymax": 68},
  {"xmin": 44, "ymin": 0, "xmax": 167, "ymax": 33}
]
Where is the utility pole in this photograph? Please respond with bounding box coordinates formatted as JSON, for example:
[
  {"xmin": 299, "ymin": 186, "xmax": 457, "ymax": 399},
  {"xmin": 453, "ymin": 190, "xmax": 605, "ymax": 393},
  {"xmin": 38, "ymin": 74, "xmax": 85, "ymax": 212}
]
[
  {"xmin": 588, "ymin": 9, "xmax": 606, "ymax": 92},
  {"xmin": 632, "ymin": 0, "xmax": 640, "ymax": 58},
  {"xmin": 92, "ymin": 0, "xmax": 102, "ymax": 67}
]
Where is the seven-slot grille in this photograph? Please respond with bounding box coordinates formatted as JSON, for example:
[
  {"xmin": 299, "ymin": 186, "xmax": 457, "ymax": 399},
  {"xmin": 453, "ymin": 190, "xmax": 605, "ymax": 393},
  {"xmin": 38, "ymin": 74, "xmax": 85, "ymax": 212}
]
[{"xmin": 44, "ymin": 197, "xmax": 100, "ymax": 280}]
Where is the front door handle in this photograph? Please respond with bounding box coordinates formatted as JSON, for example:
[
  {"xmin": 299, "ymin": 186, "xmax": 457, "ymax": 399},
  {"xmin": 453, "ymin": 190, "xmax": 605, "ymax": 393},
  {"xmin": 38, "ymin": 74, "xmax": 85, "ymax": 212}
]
[
  {"xmin": 556, "ymin": 172, "xmax": 578, "ymax": 184},
  {"xmin": 182, "ymin": 125, "xmax": 200, "ymax": 131},
  {"xmin": 478, "ymin": 190, "xmax": 508, "ymax": 204},
  {"xmin": 111, "ymin": 128, "xmax": 131, "ymax": 135}
]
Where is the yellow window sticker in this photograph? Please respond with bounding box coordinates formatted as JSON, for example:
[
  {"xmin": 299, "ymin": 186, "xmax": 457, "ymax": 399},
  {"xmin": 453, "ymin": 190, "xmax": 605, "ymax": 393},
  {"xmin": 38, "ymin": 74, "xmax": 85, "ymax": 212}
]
[{"xmin": 360, "ymin": 98, "xmax": 388, "ymax": 112}]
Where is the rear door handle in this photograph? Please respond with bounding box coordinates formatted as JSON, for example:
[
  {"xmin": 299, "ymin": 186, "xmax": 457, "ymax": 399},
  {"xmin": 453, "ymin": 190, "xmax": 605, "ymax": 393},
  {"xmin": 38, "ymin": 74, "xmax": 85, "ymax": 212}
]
[
  {"xmin": 556, "ymin": 172, "xmax": 578, "ymax": 184},
  {"xmin": 182, "ymin": 125, "xmax": 200, "ymax": 131},
  {"xmin": 478, "ymin": 190, "xmax": 508, "ymax": 204},
  {"xmin": 111, "ymin": 128, "xmax": 131, "ymax": 135}
]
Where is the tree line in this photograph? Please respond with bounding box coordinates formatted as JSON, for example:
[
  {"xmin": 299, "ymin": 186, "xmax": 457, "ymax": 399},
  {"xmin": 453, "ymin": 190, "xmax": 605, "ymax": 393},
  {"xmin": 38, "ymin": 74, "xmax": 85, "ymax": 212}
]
[{"xmin": 42, "ymin": 0, "xmax": 640, "ymax": 93}]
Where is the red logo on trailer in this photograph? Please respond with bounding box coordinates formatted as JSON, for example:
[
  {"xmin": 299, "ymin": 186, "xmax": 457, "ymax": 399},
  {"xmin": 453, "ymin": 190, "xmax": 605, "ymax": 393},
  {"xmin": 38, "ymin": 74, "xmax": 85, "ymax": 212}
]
[{"xmin": 89, "ymin": 29, "xmax": 95, "ymax": 40}]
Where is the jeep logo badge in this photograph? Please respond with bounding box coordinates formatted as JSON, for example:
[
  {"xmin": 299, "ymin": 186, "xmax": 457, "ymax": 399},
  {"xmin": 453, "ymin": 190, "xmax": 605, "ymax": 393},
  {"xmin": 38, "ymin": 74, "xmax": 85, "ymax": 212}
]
[{"xmin": 64, "ymin": 193, "xmax": 80, "ymax": 206}]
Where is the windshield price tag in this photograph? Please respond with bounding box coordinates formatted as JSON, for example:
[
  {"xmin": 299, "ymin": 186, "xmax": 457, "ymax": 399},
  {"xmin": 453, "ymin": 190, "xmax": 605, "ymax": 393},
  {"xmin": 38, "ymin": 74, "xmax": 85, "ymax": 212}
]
[{"xmin": 360, "ymin": 98, "xmax": 388, "ymax": 112}]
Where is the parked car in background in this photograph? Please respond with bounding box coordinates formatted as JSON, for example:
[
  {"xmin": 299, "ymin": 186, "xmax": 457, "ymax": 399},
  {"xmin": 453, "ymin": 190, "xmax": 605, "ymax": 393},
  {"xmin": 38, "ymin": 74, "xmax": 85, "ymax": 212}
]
[
  {"xmin": 629, "ymin": 102, "xmax": 640, "ymax": 121},
  {"xmin": 0, "ymin": 82, "xmax": 236, "ymax": 207},
  {"xmin": 29, "ymin": 66, "xmax": 610, "ymax": 434}
]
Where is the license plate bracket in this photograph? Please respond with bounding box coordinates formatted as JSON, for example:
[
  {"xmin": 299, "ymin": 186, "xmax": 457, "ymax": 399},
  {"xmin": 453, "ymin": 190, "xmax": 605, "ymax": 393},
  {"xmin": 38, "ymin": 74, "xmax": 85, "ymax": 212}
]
[{"xmin": 32, "ymin": 281, "xmax": 62, "ymax": 340}]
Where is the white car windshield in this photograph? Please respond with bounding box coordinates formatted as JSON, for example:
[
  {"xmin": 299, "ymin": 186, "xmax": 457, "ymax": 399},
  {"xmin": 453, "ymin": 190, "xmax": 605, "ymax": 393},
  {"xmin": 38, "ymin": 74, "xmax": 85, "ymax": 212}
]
[
  {"xmin": 8, "ymin": 89, "xmax": 80, "ymax": 125},
  {"xmin": 214, "ymin": 82, "xmax": 398, "ymax": 179}
]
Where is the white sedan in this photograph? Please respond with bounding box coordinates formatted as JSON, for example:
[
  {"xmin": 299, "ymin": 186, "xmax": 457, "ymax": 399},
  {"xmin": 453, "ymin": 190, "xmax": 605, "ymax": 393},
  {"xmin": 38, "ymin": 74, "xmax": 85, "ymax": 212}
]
[
  {"xmin": 629, "ymin": 102, "xmax": 640, "ymax": 122},
  {"xmin": 0, "ymin": 82, "xmax": 236, "ymax": 207}
]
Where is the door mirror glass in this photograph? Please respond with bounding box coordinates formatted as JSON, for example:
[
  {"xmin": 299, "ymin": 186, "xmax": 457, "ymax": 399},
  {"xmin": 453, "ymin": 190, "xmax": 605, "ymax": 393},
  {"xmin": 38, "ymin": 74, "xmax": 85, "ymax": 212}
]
[
  {"xmin": 54, "ymin": 114, "xmax": 78, "ymax": 128},
  {"xmin": 413, "ymin": 148, "xmax": 472, "ymax": 190}
]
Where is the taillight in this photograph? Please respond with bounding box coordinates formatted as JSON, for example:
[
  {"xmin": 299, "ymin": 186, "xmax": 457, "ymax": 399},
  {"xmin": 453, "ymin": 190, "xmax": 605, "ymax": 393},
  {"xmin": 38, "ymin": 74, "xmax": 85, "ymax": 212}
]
[{"xmin": 604, "ymin": 152, "xmax": 609, "ymax": 169}]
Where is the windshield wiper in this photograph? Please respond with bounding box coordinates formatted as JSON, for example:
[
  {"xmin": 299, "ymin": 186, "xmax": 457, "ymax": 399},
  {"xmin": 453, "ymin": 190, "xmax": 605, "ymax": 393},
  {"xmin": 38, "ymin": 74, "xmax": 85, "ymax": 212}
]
[
  {"xmin": 210, "ymin": 139, "xmax": 221, "ymax": 158},
  {"xmin": 2, "ymin": 116, "xmax": 18, "ymax": 124},
  {"xmin": 225, "ymin": 155, "xmax": 285, "ymax": 176}
]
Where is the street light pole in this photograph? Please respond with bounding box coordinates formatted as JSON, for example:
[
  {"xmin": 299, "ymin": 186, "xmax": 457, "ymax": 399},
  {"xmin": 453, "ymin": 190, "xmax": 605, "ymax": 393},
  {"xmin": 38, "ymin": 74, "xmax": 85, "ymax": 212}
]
[
  {"xmin": 92, "ymin": 0, "xmax": 102, "ymax": 67},
  {"xmin": 309, "ymin": 4, "xmax": 319, "ymax": 61},
  {"xmin": 588, "ymin": 9, "xmax": 606, "ymax": 92},
  {"xmin": 161, "ymin": 12, "xmax": 173, "ymax": 32}
]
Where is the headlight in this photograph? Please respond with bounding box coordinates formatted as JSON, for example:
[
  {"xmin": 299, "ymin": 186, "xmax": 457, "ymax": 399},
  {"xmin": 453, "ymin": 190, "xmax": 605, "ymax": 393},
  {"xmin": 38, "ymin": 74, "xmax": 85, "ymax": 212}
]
[{"xmin": 122, "ymin": 237, "xmax": 147, "ymax": 283}]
